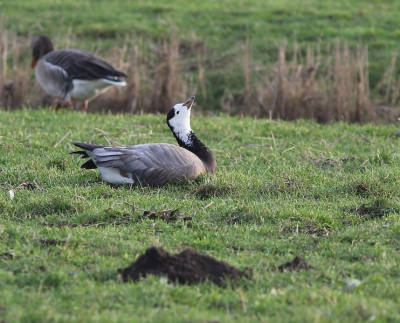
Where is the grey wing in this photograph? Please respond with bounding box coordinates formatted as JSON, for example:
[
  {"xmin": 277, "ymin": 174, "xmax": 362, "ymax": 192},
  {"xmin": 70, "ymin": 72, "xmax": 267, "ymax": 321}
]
[
  {"xmin": 92, "ymin": 143, "xmax": 206, "ymax": 187},
  {"xmin": 45, "ymin": 49, "xmax": 126, "ymax": 81},
  {"xmin": 36, "ymin": 58, "xmax": 72, "ymax": 99}
]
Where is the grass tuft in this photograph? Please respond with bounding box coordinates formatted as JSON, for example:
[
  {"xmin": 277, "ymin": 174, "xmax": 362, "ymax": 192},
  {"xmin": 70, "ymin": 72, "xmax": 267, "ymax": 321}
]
[
  {"xmin": 2, "ymin": 64, "xmax": 400, "ymax": 322},
  {"xmin": 355, "ymin": 198, "xmax": 399, "ymax": 219}
]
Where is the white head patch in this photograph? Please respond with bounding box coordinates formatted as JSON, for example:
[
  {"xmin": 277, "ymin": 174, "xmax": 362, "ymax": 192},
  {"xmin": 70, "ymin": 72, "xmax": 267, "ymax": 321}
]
[{"xmin": 167, "ymin": 102, "xmax": 193, "ymax": 146}]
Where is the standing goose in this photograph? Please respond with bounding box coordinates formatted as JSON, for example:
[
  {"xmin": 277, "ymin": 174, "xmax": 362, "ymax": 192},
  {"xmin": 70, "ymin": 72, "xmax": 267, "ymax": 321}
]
[
  {"xmin": 71, "ymin": 96, "xmax": 217, "ymax": 187},
  {"xmin": 31, "ymin": 35, "xmax": 127, "ymax": 111}
]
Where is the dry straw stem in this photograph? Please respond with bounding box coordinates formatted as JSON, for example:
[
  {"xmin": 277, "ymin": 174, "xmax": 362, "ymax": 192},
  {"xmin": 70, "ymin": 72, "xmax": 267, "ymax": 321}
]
[
  {"xmin": 0, "ymin": 26, "xmax": 29, "ymax": 109},
  {"xmin": 197, "ymin": 46, "xmax": 207, "ymax": 102},
  {"xmin": 0, "ymin": 26, "xmax": 400, "ymax": 123},
  {"xmin": 249, "ymin": 39, "xmax": 375, "ymax": 123},
  {"xmin": 149, "ymin": 37, "xmax": 182, "ymax": 113},
  {"xmin": 54, "ymin": 131, "xmax": 72, "ymax": 148}
]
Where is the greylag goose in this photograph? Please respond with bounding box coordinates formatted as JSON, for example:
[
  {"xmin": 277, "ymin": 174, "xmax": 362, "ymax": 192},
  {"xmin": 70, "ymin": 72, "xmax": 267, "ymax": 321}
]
[
  {"xmin": 71, "ymin": 96, "xmax": 217, "ymax": 186},
  {"xmin": 31, "ymin": 35, "xmax": 127, "ymax": 111}
]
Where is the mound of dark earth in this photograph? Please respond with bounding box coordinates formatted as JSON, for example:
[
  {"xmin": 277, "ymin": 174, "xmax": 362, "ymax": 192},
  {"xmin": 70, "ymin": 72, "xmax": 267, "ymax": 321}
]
[
  {"xmin": 278, "ymin": 255, "xmax": 315, "ymax": 272},
  {"xmin": 119, "ymin": 246, "xmax": 249, "ymax": 286}
]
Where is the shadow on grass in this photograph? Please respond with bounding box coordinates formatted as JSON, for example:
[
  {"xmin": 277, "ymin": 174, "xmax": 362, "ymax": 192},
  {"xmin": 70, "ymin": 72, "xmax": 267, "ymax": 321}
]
[
  {"xmin": 191, "ymin": 184, "xmax": 236, "ymax": 200},
  {"xmin": 13, "ymin": 197, "xmax": 75, "ymax": 218},
  {"xmin": 343, "ymin": 197, "xmax": 399, "ymax": 223}
]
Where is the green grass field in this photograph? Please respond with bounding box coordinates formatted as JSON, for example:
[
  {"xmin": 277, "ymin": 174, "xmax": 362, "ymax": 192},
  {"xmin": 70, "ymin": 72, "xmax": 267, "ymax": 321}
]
[
  {"xmin": 1, "ymin": 108, "xmax": 400, "ymax": 322},
  {"xmin": 3, "ymin": 0, "xmax": 400, "ymax": 53},
  {"xmin": 1, "ymin": 1, "xmax": 400, "ymax": 321},
  {"xmin": 2, "ymin": 0, "xmax": 400, "ymax": 97}
]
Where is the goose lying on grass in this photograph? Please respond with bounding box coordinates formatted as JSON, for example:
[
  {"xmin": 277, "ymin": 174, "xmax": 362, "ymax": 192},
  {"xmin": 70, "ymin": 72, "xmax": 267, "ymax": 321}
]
[
  {"xmin": 71, "ymin": 96, "xmax": 217, "ymax": 187},
  {"xmin": 31, "ymin": 35, "xmax": 127, "ymax": 112}
]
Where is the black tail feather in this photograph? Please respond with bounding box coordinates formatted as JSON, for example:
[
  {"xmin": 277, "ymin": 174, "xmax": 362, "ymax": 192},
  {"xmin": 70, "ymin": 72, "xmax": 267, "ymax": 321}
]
[
  {"xmin": 72, "ymin": 142, "xmax": 104, "ymax": 151},
  {"xmin": 70, "ymin": 142, "xmax": 104, "ymax": 169},
  {"xmin": 81, "ymin": 159, "xmax": 97, "ymax": 169}
]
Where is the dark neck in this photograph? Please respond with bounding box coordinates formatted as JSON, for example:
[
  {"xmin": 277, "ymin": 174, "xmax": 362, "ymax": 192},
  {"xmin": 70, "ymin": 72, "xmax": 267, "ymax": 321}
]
[
  {"xmin": 172, "ymin": 130, "xmax": 216, "ymax": 173},
  {"xmin": 40, "ymin": 47, "xmax": 53, "ymax": 59},
  {"xmin": 32, "ymin": 36, "xmax": 54, "ymax": 61}
]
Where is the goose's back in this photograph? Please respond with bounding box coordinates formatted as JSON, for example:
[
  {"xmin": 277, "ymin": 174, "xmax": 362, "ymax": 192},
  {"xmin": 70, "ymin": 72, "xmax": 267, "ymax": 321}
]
[{"xmin": 43, "ymin": 49, "xmax": 125, "ymax": 80}]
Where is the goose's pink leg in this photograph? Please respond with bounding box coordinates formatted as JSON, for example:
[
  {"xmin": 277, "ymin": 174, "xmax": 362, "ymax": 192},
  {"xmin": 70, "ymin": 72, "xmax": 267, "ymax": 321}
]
[
  {"xmin": 80, "ymin": 101, "xmax": 89, "ymax": 112},
  {"xmin": 52, "ymin": 98, "xmax": 73, "ymax": 111}
]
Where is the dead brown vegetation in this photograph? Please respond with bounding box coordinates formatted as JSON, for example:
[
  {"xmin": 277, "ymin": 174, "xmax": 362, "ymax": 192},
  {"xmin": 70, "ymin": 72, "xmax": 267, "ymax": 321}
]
[
  {"xmin": 237, "ymin": 40, "xmax": 400, "ymax": 123},
  {"xmin": 1, "ymin": 26, "xmax": 400, "ymax": 123}
]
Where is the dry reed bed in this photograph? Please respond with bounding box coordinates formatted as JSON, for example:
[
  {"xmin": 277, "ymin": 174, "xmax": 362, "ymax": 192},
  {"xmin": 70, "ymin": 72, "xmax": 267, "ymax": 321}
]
[{"xmin": 1, "ymin": 28, "xmax": 399, "ymax": 123}]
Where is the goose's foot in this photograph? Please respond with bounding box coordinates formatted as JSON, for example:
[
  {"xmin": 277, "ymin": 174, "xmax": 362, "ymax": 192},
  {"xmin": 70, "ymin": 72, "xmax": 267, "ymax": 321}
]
[
  {"xmin": 80, "ymin": 101, "xmax": 89, "ymax": 112},
  {"xmin": 51, "ymin": 98, "xmax": 73, "ymax": 111}
]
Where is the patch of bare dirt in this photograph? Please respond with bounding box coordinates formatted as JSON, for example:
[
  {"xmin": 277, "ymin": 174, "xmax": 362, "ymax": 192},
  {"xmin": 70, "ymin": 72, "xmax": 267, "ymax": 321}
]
[
  {"xmin": 311, "ymin": 156, "xmax": 357, "ymax": 168},
  {"xmin": 303, "ymin": 194, "xmax": 321, "ymax": 200},
  {"xmin": 354, "ymin": 182, "xmax": 370, "ymax": 195},
  {"xmin": 227, "ymin": 213, "xmax": 249, "ymax": 224},
  {"xmin": 345, "ymin": 198, "xmax": 397, "ymax": 219},
  {"xmin": 341, "ymin": 219, "xmax": 359, "ymax": 226},
  {"xmin": 119, "ymin": 246, "xmax": 249, "ymax": 286},
  {"xmin": 0, "ymin": 250, "xmax": 16, "ymax": 260},
  {"xmin": 105, "ymin": 203, "xmax": 193, "ymax": 224},
  {"xmin": 281, "ymin": 225, "xmax": 330, "ymax": 236},
  {"xmin": 38, "ymin": 265, "xmax": 47, "ymax": 272},
  {"xmin": 261, "ymin": 177, "xmax": 302, "ymax": 196},
  {"xmin": 16, "ymin": 181, "xmax": 46, "ymax": 191},
  {"xmin": 278, "ymin": 256, "xmax": 315, "ymax": 272},
  {"xmin": 38, "ymin": 238, "xmax": 62, "ymax": 246},
  {"xmin": 355, "ymin": 205, "xmax": 386, "ymax": 218},
  {"xmin": 192, "ymin": 185, "xmax": 234, "ymax": 200},
  {"xmin": 139, "ymin": 208, "xmax": 192, "ymax": 223},
  {"xmin": 352, "ymin": 182, "xmax": 385, "ymax": 197},
  {"xmin": 46, "ymin": 159, "xmax": 67, "ymax": 171}
]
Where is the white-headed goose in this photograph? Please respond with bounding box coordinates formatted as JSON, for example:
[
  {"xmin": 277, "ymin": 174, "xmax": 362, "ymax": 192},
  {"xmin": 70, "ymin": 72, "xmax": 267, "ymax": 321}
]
[
  {"xmin": 71, "ymin": 96, "xmax": 217, "ymax": 187},
  {"xmin": 31, "ymin": 35, "xmax": 127, "ymax": 111}
]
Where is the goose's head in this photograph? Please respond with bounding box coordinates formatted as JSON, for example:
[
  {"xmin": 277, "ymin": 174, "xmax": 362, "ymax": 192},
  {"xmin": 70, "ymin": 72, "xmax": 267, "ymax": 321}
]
[
  {"xmin": 167, "ymin": 96, "xmax": 195, "ymax": 136},
  {"xmin": 31, "ymin": 35, "xmax": 54, "ymax": 68}
]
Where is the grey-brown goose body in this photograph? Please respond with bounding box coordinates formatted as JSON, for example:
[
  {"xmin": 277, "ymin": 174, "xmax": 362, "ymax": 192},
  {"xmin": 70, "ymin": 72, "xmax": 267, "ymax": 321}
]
[
  {"xmin": 31, "ymin": 35, "xmax": 126, "ymax": 103},
  {"xmin": 71, "ymin": 96, "xmax": 216, "ymax": 187},
  {"xmin": 72, "ymin": 141, "xmax": 214, "ymax": 187},
  {"xmin": 35, "ymin": 49, "xmax": 126, "ymax": 101}
]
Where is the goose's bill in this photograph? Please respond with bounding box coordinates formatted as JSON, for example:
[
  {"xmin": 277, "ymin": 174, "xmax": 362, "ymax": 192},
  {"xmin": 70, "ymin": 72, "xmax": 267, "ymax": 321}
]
[
  {"xmin": 183, "ymin": 96, "xmax": 195, "ymax": 109},
  {"xmin": 31, "ymin": 58, "xmax": 37, "ymax": 68}
]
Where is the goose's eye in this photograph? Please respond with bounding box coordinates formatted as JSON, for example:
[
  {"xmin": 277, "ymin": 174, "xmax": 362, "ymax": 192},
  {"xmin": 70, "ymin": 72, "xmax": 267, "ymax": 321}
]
[{"xmin": 176, "ymin": 111, "xmax": 180, "ymax": 115}]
